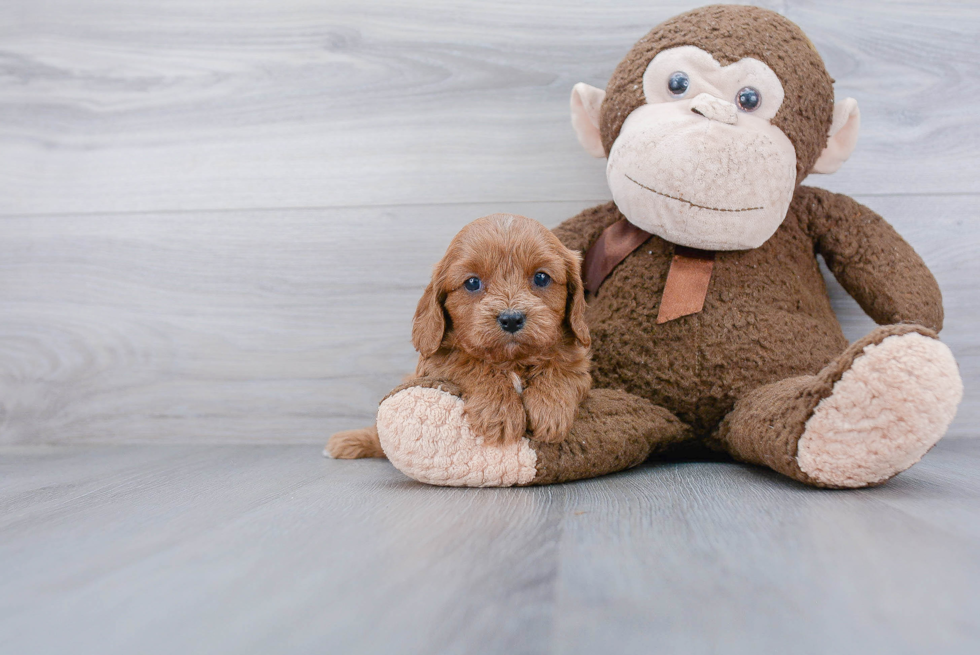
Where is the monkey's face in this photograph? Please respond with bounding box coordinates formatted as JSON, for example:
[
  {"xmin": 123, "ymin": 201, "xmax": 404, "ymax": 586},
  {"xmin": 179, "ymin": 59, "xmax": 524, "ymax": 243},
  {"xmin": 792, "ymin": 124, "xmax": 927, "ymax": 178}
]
[
  {"xmin": 571, "ymin": 7, "xmax": 860, "ymax": 251},
  {"xmin": 605, "ymin": 46, "xmax": 798, "ymax": 251}
]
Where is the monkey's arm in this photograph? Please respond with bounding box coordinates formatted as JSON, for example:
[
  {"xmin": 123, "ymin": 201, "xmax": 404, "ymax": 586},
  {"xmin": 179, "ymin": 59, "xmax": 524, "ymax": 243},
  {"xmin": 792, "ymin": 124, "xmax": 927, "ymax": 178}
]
[
  {"xmin": 797, "ymin": 186, "xmax": 944, "ymax": 332},
  {"xmin": 552, "ymin": 201, "xmax": 623, "ymax": 252}
]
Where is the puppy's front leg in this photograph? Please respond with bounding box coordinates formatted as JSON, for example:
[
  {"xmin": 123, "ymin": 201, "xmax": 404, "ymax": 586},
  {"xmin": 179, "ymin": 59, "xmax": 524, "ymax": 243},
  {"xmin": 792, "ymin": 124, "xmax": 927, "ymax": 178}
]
[
  {"xmin": 462, "ymin": 380, "xmax": 527, "ymax": 445},
  {"xmin": 523, "ymin": 364, "xmax": 591, "ymax": 444}
]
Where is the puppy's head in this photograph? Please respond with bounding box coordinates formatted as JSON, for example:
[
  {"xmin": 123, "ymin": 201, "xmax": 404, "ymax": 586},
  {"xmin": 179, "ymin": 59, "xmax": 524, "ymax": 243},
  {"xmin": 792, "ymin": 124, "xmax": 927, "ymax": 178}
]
[{"xmin": 412, "ymin": 214, "xmax": 590, "ymax": 362}]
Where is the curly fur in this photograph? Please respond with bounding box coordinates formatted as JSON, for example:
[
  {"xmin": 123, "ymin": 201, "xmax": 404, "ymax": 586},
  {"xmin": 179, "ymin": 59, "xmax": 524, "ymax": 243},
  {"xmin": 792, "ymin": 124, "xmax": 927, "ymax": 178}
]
[{"xmin": 326, "ymin": 213, "xmax": 592, "ymax": 458}]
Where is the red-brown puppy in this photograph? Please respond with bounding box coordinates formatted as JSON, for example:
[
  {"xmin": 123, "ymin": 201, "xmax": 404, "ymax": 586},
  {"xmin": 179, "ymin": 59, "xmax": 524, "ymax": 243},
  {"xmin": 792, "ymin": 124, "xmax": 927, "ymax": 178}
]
[{"xmin": 327, "ymin": 213, "xmax": 592, "ymax": 459}]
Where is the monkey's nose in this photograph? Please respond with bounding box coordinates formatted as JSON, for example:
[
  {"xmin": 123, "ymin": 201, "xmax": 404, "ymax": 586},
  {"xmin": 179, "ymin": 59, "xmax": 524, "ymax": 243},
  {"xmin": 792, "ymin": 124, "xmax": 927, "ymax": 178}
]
[
  {"xmin": 690, "ymin": 92, "xmax": 738, "ymax": 125},
  {"xmin": 497, "ymin": 310, "xmax": 526, "ymax": 334}
]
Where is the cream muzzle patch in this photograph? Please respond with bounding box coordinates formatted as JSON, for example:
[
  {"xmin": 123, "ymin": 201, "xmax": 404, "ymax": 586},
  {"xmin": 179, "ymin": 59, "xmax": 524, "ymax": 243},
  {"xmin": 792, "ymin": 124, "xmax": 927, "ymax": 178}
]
[{"xmin": 605, "ymin": 46, "xmax": 797, "ymax": 251}]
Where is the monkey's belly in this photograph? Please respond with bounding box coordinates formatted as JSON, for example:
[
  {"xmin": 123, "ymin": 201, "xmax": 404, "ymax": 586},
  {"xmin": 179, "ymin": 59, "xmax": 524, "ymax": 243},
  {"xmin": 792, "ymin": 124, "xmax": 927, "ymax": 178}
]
[{"xmin": 587, "ymin": 307, "xmax": 848, "ymax": 436}]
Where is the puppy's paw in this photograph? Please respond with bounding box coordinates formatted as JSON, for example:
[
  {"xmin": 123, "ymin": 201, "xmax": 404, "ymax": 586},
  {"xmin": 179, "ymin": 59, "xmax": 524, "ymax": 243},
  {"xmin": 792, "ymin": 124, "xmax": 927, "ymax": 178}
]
[
  {"xmin": 524, "ymin": 397, "xmax": 575, "ymax": 444},
  {"xmin": 465, "ymin": 400, "xmax": 527, "ymax": 445},
  {"xmin": 523, "ymin": 388, "xmax": 577, "ymax": 443},
  {"xmin": 325, "ymin": 426, "xmax": 386, "ymax": 459},
  {"xmin": 500, "ymin": 404, "xmax": 530, "ymax": 444}
]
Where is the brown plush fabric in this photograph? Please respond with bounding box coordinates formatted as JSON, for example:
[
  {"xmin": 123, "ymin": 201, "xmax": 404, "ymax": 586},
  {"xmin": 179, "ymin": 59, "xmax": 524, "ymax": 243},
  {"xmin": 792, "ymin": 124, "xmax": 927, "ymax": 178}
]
[
  {"xmin": 799, "ymin": 188, "xmax": 944, "ymax": 330},
  {"xmin": 383, "ymin": 379, "xmax": 691, "ymax": 485},
  {"xmin": 549, "ymin": 2, "xmax": 948, "ymax": 485},
  {"xmin": 528, "ymin": 388, "xmax": 692, "ymax": 485},
  {"xmin": 599, "ymin": 4, "xmax": 835, "ymax": 184},
  {"xmin": 553, "ymin": 201, "xmax": 624, "ymax": 254},
  {"xmin": 711, "ymin": 324, "xmax": 939, "ymax": 487},
  {"xmin": 552, "ymin": 186, "xmax": 944, "ymax": 442}
]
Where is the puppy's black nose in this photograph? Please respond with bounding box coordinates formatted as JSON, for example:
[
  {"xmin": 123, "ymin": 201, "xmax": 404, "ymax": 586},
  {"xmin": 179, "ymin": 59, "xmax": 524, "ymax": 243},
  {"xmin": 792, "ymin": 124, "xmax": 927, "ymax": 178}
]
[{"xmin": 497, "ymin": 310, "xmax": 526, "ymax": 334}]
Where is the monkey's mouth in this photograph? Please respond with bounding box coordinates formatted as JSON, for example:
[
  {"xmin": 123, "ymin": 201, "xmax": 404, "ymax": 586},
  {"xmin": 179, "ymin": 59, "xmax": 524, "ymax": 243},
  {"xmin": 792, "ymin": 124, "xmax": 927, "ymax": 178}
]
[{"xmin": 625, "ymin": 174, "xmax": 763, "ymax": 213}]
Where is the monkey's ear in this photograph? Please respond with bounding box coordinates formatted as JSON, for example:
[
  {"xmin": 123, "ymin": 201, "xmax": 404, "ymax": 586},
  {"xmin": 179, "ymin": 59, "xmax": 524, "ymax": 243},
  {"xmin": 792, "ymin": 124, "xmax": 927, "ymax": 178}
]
[
  {"xmin": 562, "ymin": 248, "xmax": 591, "ymax": 348},
  {"xmin": 571, "ymin": 83, "xmax": 607, "ymax": 159},
  {"xmin": 411, "ymin": 278, "xmax": 447, "ymax": 356},
  {"xmin": 811, "ymin": 98, "xmax": 860, "ymax": 174}
]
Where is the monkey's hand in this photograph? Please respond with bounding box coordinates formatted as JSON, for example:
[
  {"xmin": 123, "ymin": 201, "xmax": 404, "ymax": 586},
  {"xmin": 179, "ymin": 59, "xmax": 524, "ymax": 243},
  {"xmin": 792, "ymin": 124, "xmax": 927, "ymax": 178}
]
[
  {"xmin": 463, "ymin": 387, "xmax": 527, "ymax": 446},
  {"xmin": 523, "ymin": 367, "xmax": 591, "ymax": 444}
]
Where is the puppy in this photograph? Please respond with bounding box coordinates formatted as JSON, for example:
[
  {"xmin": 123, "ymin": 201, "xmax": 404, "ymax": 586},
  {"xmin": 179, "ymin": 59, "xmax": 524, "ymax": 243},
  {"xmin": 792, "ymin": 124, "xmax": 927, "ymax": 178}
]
[{"xmin": 327, "ymin": 213, "xmax": 592, "ymax": 459}]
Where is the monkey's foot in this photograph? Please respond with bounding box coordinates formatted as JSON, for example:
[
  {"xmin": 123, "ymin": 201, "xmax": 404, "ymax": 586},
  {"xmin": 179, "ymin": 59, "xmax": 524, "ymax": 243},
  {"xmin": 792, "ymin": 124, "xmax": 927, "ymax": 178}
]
[
  {"xmin": 376, "ymin": 379, "xmax": 538, "ymax": 487},
  {"xmin": 797, "ymin": 330, "xmax": 962, "ymax": 488},
  {"xmin": 376, "ymin": 378, "xmax": 690, "ymax": 487}
]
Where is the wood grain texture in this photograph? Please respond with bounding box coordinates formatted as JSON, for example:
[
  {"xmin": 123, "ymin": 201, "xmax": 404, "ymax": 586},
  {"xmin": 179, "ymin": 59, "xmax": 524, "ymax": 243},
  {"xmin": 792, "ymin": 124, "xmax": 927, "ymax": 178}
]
[
  {"xmin": 0, "ymin": 0, "xmax": 977, "ymax": 445},
  {"xmin": 1, "ymin": 195, "xmax": 976, "ymax": 445},
  {"xmin": 1, "ymin": 441, "xmax": 978, "ymax": 654},
  {"xmin": 0, "ymin": 0, "xmax": 978, "ymax": 215}
]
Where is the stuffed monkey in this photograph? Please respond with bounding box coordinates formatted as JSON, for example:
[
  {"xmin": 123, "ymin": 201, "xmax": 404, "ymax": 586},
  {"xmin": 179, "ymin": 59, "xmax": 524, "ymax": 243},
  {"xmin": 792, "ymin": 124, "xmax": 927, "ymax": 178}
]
[{"xmin": 369, "ymin": 4, "xmax": 963, "ymax": 488}]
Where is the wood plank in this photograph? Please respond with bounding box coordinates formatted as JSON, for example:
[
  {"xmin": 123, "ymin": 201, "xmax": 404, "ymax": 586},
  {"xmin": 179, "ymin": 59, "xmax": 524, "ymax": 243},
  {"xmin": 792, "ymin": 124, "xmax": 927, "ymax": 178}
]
[
  {"xmin": 1, "ymin": 195, "xmax": 976, "ymax": 445},
  {"xmin": 0, "ymin": 441, "xmax": 978, "ymax": 654},
  {"xmin": 552, "ymin": 440, "xmax": 980, "ymax": 654},
  {"xmin": 1, "ymin": 0, "xmax": 978, "ymax": 216},
  {"xmin": 0, "ymin": 444, "xmax": 563, "ymax": 655}
]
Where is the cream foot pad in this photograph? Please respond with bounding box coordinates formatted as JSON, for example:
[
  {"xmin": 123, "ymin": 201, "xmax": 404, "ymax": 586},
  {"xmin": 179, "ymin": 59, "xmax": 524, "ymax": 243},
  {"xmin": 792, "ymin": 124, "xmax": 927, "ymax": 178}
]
[
  {"xmin": 376, "ymin": 386, "xmax": 538, "ymax": 487},
  {"xmin": 798, "ymin": 332, "xmax": 962, "ymax": 488}
]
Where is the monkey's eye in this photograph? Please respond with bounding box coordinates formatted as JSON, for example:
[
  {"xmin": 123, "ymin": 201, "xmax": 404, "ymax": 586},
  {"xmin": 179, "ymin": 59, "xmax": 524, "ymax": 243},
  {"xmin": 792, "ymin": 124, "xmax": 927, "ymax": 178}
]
[
  {"xmin": 667, "ymin": 71, "xmax": 690, "ymax": 97},
  {"xmin": 532, "ymin": 272, "xmax": 552, "ymax": 288},
  {"xmin": 463, "ymin": 276, "xmax": 482, "ymax": 292},
  {"xmin": 736, "ymin": 87, "xmax": 762, "ymax": 112}
]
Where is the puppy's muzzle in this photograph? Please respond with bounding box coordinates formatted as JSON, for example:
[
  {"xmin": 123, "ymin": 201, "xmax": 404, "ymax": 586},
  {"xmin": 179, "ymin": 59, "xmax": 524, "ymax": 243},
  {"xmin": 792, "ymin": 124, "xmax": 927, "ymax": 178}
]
[{"xmin": 497, "ymin": 310, "xmax": 526, "ymax": 334}]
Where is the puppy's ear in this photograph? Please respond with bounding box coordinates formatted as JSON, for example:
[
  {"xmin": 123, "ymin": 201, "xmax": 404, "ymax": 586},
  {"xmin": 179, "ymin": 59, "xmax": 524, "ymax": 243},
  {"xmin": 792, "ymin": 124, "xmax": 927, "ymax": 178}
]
[
  {"xmin": 412, "ymin": 276, "xmax": 447, "ymax": 356},
  {"xmin": 562, "ymin": 248, "xmax": 591, "ymax": 348}
]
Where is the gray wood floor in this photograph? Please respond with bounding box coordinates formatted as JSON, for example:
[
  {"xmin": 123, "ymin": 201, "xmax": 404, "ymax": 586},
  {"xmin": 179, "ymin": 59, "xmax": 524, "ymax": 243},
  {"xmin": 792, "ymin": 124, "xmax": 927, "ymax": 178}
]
[
  {"xmin": 1, "ymin": 440, "xmax": 979, "ymax": 655},
  {"xmin": 2, "ymin": 1, "xmax": 979, "ymax": 653}
]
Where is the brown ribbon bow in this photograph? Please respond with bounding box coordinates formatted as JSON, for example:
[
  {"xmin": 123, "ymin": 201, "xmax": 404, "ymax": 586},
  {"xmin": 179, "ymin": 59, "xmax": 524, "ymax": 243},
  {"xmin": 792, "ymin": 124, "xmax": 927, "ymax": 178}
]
[{"xmin": 583, "ymin": 218, "xmax": 715, "ymax": 324}]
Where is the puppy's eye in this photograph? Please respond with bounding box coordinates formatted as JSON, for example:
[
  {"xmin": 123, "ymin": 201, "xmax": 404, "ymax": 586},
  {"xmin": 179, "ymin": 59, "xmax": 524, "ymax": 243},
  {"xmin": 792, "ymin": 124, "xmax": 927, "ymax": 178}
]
[
  {"xmin": 736, "ymin": 87, "xmax": 761, "ymax": 112},
  {"xmin": 463, "ymin": 276, "xmax": 482, "ymax": 292},
  {"xmin": 532, "ymin": 272, "xmax": 552, "ymax": 288},
  {"xmin": 667, "ymin": 71, "xmax": 690, "ymax": 97}
]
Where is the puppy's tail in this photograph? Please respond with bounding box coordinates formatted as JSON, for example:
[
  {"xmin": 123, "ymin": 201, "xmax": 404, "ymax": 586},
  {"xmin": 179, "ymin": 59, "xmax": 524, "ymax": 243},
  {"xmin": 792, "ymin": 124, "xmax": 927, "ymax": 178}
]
[{"xmin": 325, "ymin": 424, "xmax": 386, "ymax": 459}]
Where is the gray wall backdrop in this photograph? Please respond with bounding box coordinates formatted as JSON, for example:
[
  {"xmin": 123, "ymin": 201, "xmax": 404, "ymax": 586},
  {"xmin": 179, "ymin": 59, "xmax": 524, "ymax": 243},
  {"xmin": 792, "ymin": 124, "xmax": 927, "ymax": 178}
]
[{"xmin": 1, "ymin": 0, "xmax": 977, "ymax": 445}]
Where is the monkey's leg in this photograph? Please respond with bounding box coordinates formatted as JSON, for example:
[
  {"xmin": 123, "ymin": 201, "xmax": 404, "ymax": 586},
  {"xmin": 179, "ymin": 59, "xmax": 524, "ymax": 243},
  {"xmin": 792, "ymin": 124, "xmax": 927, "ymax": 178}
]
[
  {"xmin": 325, "ymin": 424, "xmax": 385, "ymax": 459},
  {"xmin": 375, "ymin": 378, "xmax": 691, "ymax": 487},
  {"xmin": 713, "ymin": 324, "xmax": 962, "ymax": 488}
]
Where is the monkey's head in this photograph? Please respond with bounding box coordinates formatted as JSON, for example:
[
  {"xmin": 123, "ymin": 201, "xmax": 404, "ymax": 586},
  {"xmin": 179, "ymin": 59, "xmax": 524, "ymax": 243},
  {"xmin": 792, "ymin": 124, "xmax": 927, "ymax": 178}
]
[{"xmin": 571, "ymin": 5, "xmax": 860, "ymax": 251}]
